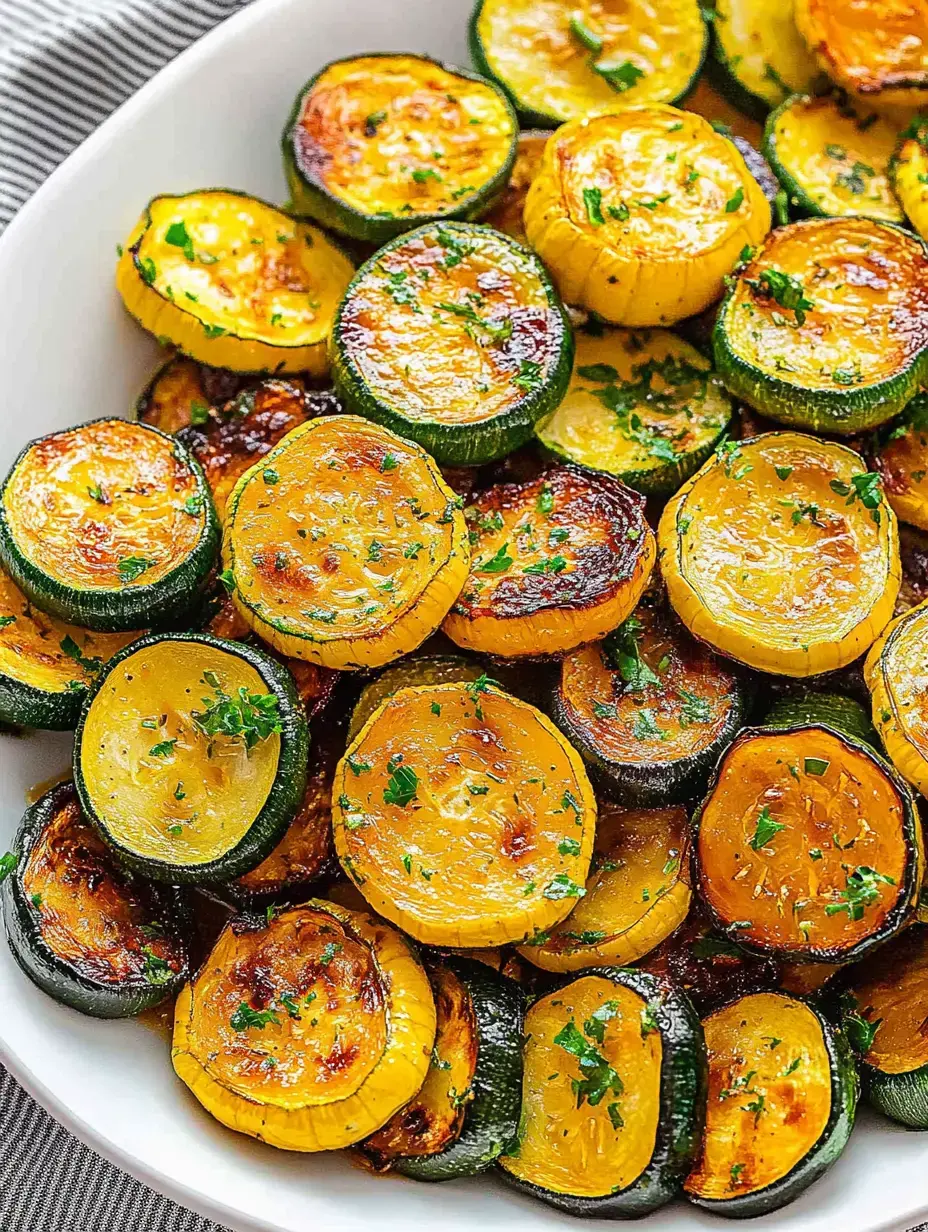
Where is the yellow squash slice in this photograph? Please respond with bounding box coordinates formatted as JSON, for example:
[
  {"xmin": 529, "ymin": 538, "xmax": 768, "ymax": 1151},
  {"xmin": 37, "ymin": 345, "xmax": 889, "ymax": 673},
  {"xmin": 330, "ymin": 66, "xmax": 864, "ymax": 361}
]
[
  {"xmin": 519, "ymin": 804, "xmax": 691, "ymax": 972},
  {"xmin": 442, "ymin": 464, "xmax": 655, "ymax": 658},
  {"xmin": 116, "ymin": 190, "xmax": 354, "ymax": 375},
  {"xmin": 223, "ymin": 416, "xmax": 469, "ymax": 670},
  {"xmin": 796, "ymin": 0, "xmax": 928, "ymax": 107},
  {"xmin": 874, "ymin": 395, "xmax": 928, "ymax": 531},
  {"xmin": 332, "ymin": 681, "xmax": 596, "ymax": 947},
  {"xmin": 866, "ymin": 597, "xmax": 928, "ymax": 799},
  {"xmin": 524, "ymin": 104, "xmax": 771, "ymax": 326},
  {"xmin": 891, "ymin": 117, "xmax": 928, "ymax": 241},
  {"xmin": 659, "ymin": 433, "xmax": 900, "ymax": 676},
  {"xmin": 471, "ymin": 0, "xmax": 708, "ymax": 126},
  {"xmin": 172, "ymin": 900, "xmax": 436, "ymax": 1151}
]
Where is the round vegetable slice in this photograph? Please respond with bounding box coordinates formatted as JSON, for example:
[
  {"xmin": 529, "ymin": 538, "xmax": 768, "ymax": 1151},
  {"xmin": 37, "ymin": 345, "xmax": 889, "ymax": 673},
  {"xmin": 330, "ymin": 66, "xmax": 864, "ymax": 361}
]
[
  {"xmin": 709, "ymin": 0, "xmax": 822, "ymax": 119},
  {"xmin": 684, "ymin": 992, "xmax": 857, "ymax": 1216},
  {"xmin": 524, "ymin": 105, "xmax": 771, "ymax": 327},
  {"xmin": 499, "ymin": 968, "xmax": 706, "ymax": 1216},
  {"xmin": 443, "ymin": 465, "xmax": 655, "ymax": 659},
  {"xmin": 551, "ymin": 597, "xmax": 747, "ymax": 804},
  {"xmin": 535, "ymin": 324, "xmax": 734, "ymax": 496},
  {"xmin": 362, "ymin": 955, "xmax": 524, "ymax": 1180},
  {"xmin": 282, "ymin": 54, "xmax": 517, "ymax": 244},
  {"xmin": 483, "ymin": 129, "xmax": 548, "ymax": 244},
  {"xmin": 694, "ymin": 724, "xmax": 922, "ymax": 964},
  {"xmin": 518, "ymin": 802, "xmax": 691, "ymax": 972},
  {"xmin": 796, "ymin": 0, "xmax": 928, "ymax": 107},
  {"xmin": 0, "ymin": 418, "xmax": 219, "ymax": 632},
  {"xmin": 135, "ymin": 354, "xmax": 227, "ymax": 435},
  {"xmin": 763, "ymin": 94, "xmax": 904, "ymax": 223},
  {"xmin": 0, "ymin": 564, "xmax": 140, "ymax": 730},
  {"xmin": 765, "ymin": 690, "xmax": 878, "ymax": 748},
  {"xmin": 330, "ymin": 222, "xmax": 573, "ymax": 467},
  {"xmin": 873, "ymin": 392, "xmax": 928, "ymax": 532},
  {"xmin": 172, "ymin": 899, "xmax": 436, "ymax": 1151},
  {"xmin": 116, "ymin": 190, "xmax": 354, "ymax": 375},
  {"xmin": 839, "ymin": 924, "xmax": 928, "ymax": 1128},
  {"xmin": 469, "ymin": 0, "xmax": 708, "ymax": 127},
  {"xmin": 74, "ymin": 632, "xmax": 309, "ymax": 883},
  {"xmin": 175, "ymin": 378, "xmax": 317, "ymax": 519},
  {"xmin": 348, "ymin": 653, "xmax": 484, "ymax": 742},
  {"xmin": 866, "ymin": 597, "xmax": 928, "ymax": 799},
  {"xmin": 659, "ymin": 433, "xmax": 901, "ymax": 676},
  {"xmin": 332, "ymin": 681, "xmax": 596, "ymax": 947},
  {"xmin": 1, "ymin": 782, "xmax": 189, "ymax": 1018},
  {"xmin": 890, "ymin": 117, "xmax": 928, "ymax": 241},
  {"xmin": 223, "ymin": 416, "xmax": 469, "ymax": 669},
  {"xmin": 714, "ymin": 218, "xmax": 928, "ymax": 433}
]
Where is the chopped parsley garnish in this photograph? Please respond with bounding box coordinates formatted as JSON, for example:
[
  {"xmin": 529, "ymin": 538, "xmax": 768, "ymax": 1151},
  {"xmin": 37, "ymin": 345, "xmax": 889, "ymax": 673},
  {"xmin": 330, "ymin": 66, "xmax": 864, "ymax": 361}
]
[
  {"xmin": 536, "ymin": 484, "xmax": 554, "ymax": 515},
  {"xmin": 437, "ymin": 300, "xmax": 512, "ymax": 342},
  {"xmin": 553, "ymin": 1017, "xmax": 623, "ymax": 1108},
  {"xmin": 383, "ymin": 760, "xmax": 419, "ymax": 808},
  {"xmin": 138, "ymin": 256, "xmax": 157, "ymax": 285},
  {"xmin": 478, "ymin": 542, "xmax": 513, "ymax": 574},
  {"xmin": 0, "ymin": 615, "xmax": 16, "ymax": 629},
  {"xmin": 59, "ymin": 635, "xmax": 102, "ymax": 676},
  {"xmin": 0, "ymin": 852, "xmax": 17, "ymax": 883},
  {"xmin": 512, "ymin": 359, "xmax": 543, "ymax": 393},
  {"xmin": 319, "ymin": 941, "xmax": 342, "ymax": 966},
  {"xmin": 183, "ymin": 494, "xmax": 203, "ymax": 516},
  {"xmin": 677, "ymin": 687, "xmax": 711, "ymax": 725},
  {"xmin": 192, "ymin": 672, "xmax": 282, "ymax": 750},
  {"xmin": 380, "ymin": 453, "xmax": 398, "ymax": 472},
  {"xmin": 829, "ymin": 471, "xmax": 883, "ymax": 525},
  {"xmin": 141, "ymin": 946, "xmax": 174, "ymax": 986},
  {"xmin": 262, "ymin": 467, "xmax": 279, "ymax": 485},
  {"xmin": 603, "ymin": 614, "xmax": 660, "ymax": 692},
  {"xmin": 568, "ymin": 13, "xmax": 603, "ymax": 53},
  {"xmin": 725, "ymin": 187, "xmax": 744, "ymax": 213},
  {"xmin": 632, "ymin": 708, "xmax": 664, "ymax": 741},
  {"xmin": 595, "ymin": 60, "xmax": 645, "ymax": 92},
  {"xmin": 825, "ymin": 866, "xmax": 895, "ymax": 920},
  {"xmin": 558, "ymin": 837, "xmax": 581, "ymax": 857},
  {"xmin": 148, "ymin": 739, "xmax": 177, "ymax": 758},
  {"xmin": 218, "ymin": 567, "xmax": 236, "ymax": 594},
  {"xmin": 583, "ymin": 186, "xmax": 604, "ymax": 227},
  {"xmin": 745, "ymin": 268, "xmax": 814, "ymax": 326},
  {"xmin": 230, "ymin": 1001, "xmax": 281, "ymax": 1032},
  {"xmin": 411, "ymin": 167, "xmax": 442, "ymax": 184},
  {"xmin": 749, "ymin": 805, "xmax": 785, "ymax": 850},
  {"xmin": 522, "ymin": 554, "xmax": 566, "ymax": 575},
  {"xmin": 117, "ymin": 555, "xmax": 156, "ymax": 584},
  {"xmin": 364, "ymin": 109, "xmax": 387, "ymax": 136},
  {"xmin": 543, "ymin": 873, "xmax": 586, "ymax": 901}
]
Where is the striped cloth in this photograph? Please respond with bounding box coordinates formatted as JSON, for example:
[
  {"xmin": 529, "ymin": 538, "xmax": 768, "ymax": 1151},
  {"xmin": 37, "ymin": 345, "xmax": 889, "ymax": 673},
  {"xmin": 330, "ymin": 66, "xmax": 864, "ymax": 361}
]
[
  {"xmin": 0, "ymin": 1, "xmax": 247, "ymax": 1221},
  {"xmin": 2, "ymin": 3, "xmax": 928, "ymax": 1231}
]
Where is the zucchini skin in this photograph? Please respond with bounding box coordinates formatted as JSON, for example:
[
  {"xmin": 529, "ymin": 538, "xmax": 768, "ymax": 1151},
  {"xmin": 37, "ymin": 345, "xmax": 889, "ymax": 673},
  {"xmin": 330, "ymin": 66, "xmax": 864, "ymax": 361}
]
[
  {"xmin": 330, "ymin": 223, "xmax": 574, "ymax": 467},
  {"xmin": 688, "ymin": 996, "xmax": 858, "ymax": 1218},
  {"xmin": 0, "ymin": 420, "xmax": 220, "ymax": 633},
  {"xmin": 765, "ymin": 690, "xmax": 878, "ymax": 748},
  {"xmin": 866, "ymin": 1062, "xmax": 928, "ymax": 1129},
  {"xmin": 0, "ymin": 671, "xmax": 84, "ymax": 732},
  {"xmin": 500, "ymin": 967, "xmax": 707, "ymax": 1217},
  {"xmin": 282, "ymin": 53, "xmax": 518, "ymax": 244},
  {"xmin": 693, "ymin": 723, "xmax": 923, "ymax": 966},
  {"xmin": 550, "ymin": 671, "xmax": 748, "ymax": 808},
  {"xmin": 1, "ymin": 782, "xmax": 190, "ymax": 1018},
  {"xmin": 73, "ymin": 632, "xmax": 310, "ymax": 884},
  {"xmin": 397, "ymin": 956, "xmax": 525, "ymax": 1181}
]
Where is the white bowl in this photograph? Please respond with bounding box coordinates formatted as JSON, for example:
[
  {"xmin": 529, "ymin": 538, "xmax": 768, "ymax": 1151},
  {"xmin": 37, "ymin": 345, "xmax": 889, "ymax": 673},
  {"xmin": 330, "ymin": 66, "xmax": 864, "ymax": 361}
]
[{"xmin": 0, "ymin": 1, "xmax": 925, "ymax": 1228}]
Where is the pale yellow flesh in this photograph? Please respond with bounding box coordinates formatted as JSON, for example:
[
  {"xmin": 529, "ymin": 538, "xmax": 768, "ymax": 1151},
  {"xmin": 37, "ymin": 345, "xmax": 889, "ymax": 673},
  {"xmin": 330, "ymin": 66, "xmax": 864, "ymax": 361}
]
[
  {"xmin": 867, "ymin": 599, "xmax": 928, "ymax": 798},
  {"xmin": 0, "ymin": 566, "xmax": 138, "ymax": 694},
  {"xmin": 80, "ymin": 640, "xmax": 279, "ymax": 864},
  {"xmin": 686, "ymin": 993, "xmax": 832, "ymax": 1199},
  {"xmin": 500, "ymin": 976, "xmax": 661, "ymax": 1197},
  {"xmin": 716, "ymin": 0, "xmax": 821, "ymax": 108},
  {"xmin": 477, "ymin": 0, "xmax": 706, "ymax": 122}
]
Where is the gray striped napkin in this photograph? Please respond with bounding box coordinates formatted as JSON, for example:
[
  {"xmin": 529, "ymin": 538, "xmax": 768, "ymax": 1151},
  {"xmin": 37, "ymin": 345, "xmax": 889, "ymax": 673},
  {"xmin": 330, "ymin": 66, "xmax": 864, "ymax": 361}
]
[{"xmin": 1, "ymin": 3, "xmax": 928, "ymax": 1231}]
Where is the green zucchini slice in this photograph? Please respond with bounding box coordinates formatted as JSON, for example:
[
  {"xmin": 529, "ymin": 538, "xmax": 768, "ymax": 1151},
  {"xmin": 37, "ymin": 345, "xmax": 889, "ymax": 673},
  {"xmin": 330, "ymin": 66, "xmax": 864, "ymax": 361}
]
[
  {"xmin": 518, "ymin": 801, "xmax": 692, "ymax": 972},
  {"xmin": 839, "ymin": 925, "xmax": 928, "ymax": 1129},
  {"xmin": 0, "ymin": 564, "xmax": 141, "ymax": 730},
  {"xmin": 348, "ymin": 653, "xmax": 484, "ymax": 742},
  {"xmin": 763, "ymin": 94, "xmax": 904, "ymax": 223},
  {"xmin": 685, "ymin": 991, "xmax": 857, "ymax": 1216},
  {"xmin": 694, "ymin": 724, "xmax": 923, "ymax": 964},
  {"xmin": 764, "ymin": 690, "xmax": 878, "ymax": 747},
  {"xmin": 363, "ymin": 955, "xmax": 524, "ymax": 1180},
  {"xmin": 499, "ymin": 967, "xmax": 706, "ymax": 1216},
  {"xmin": 552, "ymin": 596, "xmax": 747, "ymax": 806},
  {"xmin": 0, "ymin": 418, "xmax": 219, "ymax": 632},
  {"xmin": 890, "ymin": 117, "xmax": 928, "ymax": 243},
  {"xmin": 710, "ymin": 0, "xmax": 822, "ymax": 120},
  {"xmin": 283, "ymin": 54, "xmax": 517, "ymax": 244},
  {"xmin": 330, "ymin": 222, "xmax": 573, "ymax": 466},
  {"xmin": 714, "ymin": 218, "xmax": 928, "ymax": 433},
  {"xmin": 873, "ymin": 391, "xmax": 928, "ymax": 533},
  {"xmin": 469, "ymin": 0, "xmax": 708, "ymax": 128},
  {"xmin": 535, "ymin": 324, "xmax": 734, "ymax": 496},
  {"xmin": 443, "ymin": 465, "xmax": 656, "ymax": 659},
  {"xmin": 73, "ymin": 632, "xmax": 309, "ymax": 883},
  {"xmin": 1, "ymin": 782, "xmax": 189, "ymax": 1017}
]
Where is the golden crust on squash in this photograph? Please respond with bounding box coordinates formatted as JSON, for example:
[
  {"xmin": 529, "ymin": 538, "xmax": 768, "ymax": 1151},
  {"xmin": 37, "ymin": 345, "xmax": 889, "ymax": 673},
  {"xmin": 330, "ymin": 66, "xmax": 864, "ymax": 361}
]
[
  {"xmin": 796, "ymin": 0, "xmax": 928, "ymax": 105},
  {"xmin": 524, "ymin": 104, "xmax": 771, "ymax": 326},
  {"xmin": 866, "ymin": 597, "xmax": 928, "ymax": 799}
]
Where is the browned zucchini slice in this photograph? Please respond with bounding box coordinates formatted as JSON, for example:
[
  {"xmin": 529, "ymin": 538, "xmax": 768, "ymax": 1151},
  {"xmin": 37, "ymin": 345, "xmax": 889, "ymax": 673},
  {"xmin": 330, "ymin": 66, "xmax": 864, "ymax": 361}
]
[
  {"xmin": 796, "ymin": 0, "xmax": 928, "ymax": 106},
  {"xmin": 518, "ymin": 803, "xmax": 691, "ymax": 972},
  {"xmin": 684, "ymin": 992, "xmax": 857, "ymax": 1216},
  {"xmin": 136, "ymin": 355, "xmax": 226, "ymax": 434},
  {"xmin": 694, "ymin": 725, "xmax": 922, "ymax": 963},
  {"xmin": 1, "ymin": 782, "xmax": 189, "ymax": 1017},
  {"xmin": 332, "ymin": 680, "xmax": 596, "ymax": 947},
  {"xmin": 659, "ymin": 433, "xmax": 901, "ymax": 677},
  {"xmin": 172, "ymin": 900, "xmax": 436, "ymax": 1150},
  {"xmin": 874, "ymin": 394, "xmax": 928, "ymax": 532},
  {"xmin": 483, "ymin": 130, "xmax": 549, "ymax": 245},
  {"xmin": 524, "ymin": 104, "xmax": 771, "ymax": 327},
  {"xmin": 223, "ymin": 416, "xmax": 470, "ymax": 670},
  {"xmin": 442, "ymin": 465, "xmax": 655, "ymax": 659},
  {"xmin": 117, "ymin": 190, "xmax": 354, "ymax": 375},
  {"xmin": 283, "ymin": 54, "xmax": 518, "ymax": 244},
  {"xmin": 551, "ymin": 595, "xmax": 746, "ymax": 804}
]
